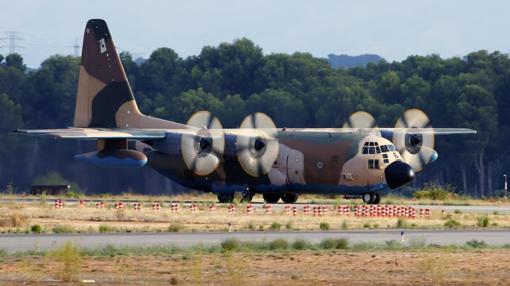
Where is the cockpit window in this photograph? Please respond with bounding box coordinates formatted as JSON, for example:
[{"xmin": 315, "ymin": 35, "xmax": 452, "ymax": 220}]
[{"xmin": 362, "ymin": 142, "xmax": 397, "ymax": 155}]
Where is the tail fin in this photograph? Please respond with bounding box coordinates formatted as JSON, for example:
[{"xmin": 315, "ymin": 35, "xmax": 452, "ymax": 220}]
[{"xmin": 74, "ymin": 19, "xmax": 186, "ymax": 129}]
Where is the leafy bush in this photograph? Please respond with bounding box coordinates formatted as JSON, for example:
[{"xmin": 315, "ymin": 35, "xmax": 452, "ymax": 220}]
[
  {"xmin": 52, "ymin": 225, "xmax": 75, "ymax": 233},
  {"xmin": 319, "ymin": 222, "xmax": 330, "ymax": 231},
  {"xmin": 443, "ymin": 219, "xmax": 462, "ymax": 228},
  {"xmin": 413, "ymin": 184, "xmax": 455, "ymax": 200},
  {"xmin": 268, "ymin": 239, "xmax": 288, "ymax": 250},
  {"xmin": 221, "ymin": 239, "xmax": 240, "ymax": 251},
  {"xmin": 292, "ymin": 239, "xmax": 312, "ymax": 250},
  {"xmin": 285, "ymin": 222, "xmax": 293, "ymax": 230},
  {"xmin": 31, "ymin": 224, "xmax": 42, "ymax": 233},
  {"xmin": 477, "ymin": 216, "xmax": 490, "ymax": 228},
  {"xmin": 97, "ymin": 245, "xmax": 120, "ymax": 257},
  {"xmin": 319, "ymin": 238, "xmax": 348, "ymax": 249},
  {"xmin": 341, "ymin": 221, "xmax": 348, "ymax": 230},
  {"xmin": 246, "ymin": 223, "xmax": 256, "ymax": 231},
  {"xmin": 465, "ymin": 240, "xmax": 487, "ymax": 248},
  {"xmin": 98, "ymin": 225, "xmax": 114, "ymax": 233},
  {"xmin": 396, "ymin": 218, "xmax": 410, "ymax": 228},
  {"xmin": 168, "ymin": 223, "xmax": 183, "ymax": 232},
  {"xmin": 270, "ymin": 222, "xmax": 282, "ymax": 230}
]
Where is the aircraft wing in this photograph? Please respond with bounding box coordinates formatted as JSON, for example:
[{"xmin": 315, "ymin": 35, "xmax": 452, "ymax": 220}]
[
  {"xmin": 282, "ymin": 127, "xmax": 477, "ymax": 135},
  {"xmin": 13, "ymin": 128, "xmax": 170, "ymax": 140},
  {"xmin": 14, "ymin": 126, "xmax": 477, "ymax": 140},
  {"xmin": 379, "ymin": 128, "xmax": 477, "ymax": 135}
]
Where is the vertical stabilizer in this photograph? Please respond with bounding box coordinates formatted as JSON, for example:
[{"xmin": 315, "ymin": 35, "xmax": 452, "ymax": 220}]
[{"xmin": 74, "ymin": 19, "xmax": 187, "ymax": 129}]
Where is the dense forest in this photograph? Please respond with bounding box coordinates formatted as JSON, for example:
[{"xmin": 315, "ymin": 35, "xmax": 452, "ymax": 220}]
[{"xmin": 0, "ymin": 38, "xmax": 508, "ymax": 197}]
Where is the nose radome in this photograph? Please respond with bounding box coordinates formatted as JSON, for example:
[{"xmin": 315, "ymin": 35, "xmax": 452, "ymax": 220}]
[{"xmin": 385, "ymin": 161, "xmax": 415, "ymax": 189}]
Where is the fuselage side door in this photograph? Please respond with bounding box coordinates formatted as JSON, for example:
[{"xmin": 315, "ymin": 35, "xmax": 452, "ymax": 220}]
[{"xmin": 285, "ymin": 148, "xmax": 305, "ymax": 184}]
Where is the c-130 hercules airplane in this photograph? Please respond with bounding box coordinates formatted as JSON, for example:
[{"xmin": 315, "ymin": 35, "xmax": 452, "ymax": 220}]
[{"xmin": 17, "ymin": 19, "xmax": 476, "ymax": 204}]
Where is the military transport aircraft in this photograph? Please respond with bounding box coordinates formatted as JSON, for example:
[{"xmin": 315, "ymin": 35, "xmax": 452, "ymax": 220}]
[{"xmin": 16, "ymin": 19, "xmax": 476, "ymax": 204}]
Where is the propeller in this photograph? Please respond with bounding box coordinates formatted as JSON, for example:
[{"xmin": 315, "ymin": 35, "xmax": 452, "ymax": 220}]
[
  {"xmin": 392, "ymin": 109, "xmax": 436, "ymax": 172},
  {"xmin": 236, "ymin": 112, "xmax": 279, "ymax": 177},
  {"xmin": 181, "ymin": 111, "xmax": 225, "ymax": 176},
  {"xmin": 343, "ymin": 111, "xmax": 381, "ymax": 136},
  {"xmin": 342, "ymin": 111, "xmax": 377, "ymax": 129}
]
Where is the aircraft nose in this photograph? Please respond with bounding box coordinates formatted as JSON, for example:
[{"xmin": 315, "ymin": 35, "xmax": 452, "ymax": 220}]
[{"xmin": 385, "ymin": 161, "xmax": 415, "ymax": 189}]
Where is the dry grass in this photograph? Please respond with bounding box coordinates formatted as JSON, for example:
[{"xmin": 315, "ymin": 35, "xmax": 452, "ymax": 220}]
[
  {"xmin": 5, "ymin": 192, "xmax": 510, "ymax": 206},
  {"xmin": 1, "ymin": 194, "xmax": 510, "ymax": 234},
  {"xmin": 1, "ymin": 250, "xmax": 510, "ymax": 285},
  {"xmin": 0, "ymin": 212, "xmax": 28, "ymax": 228},
  {"xmin": 1, "ymin": 199, "xmax": 510, "ymax": 233},
  {"xmin": 45, "ymin": 241, "xmax": 83, "ymax": 282}
]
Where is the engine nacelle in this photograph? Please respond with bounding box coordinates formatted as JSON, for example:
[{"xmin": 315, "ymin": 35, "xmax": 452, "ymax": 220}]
[{"xmin": 74, "ymin": 149, "xmax": 147, "ymax": 168}]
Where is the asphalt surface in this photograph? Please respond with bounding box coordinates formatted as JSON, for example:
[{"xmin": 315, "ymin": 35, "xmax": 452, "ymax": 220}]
[{"xmin": 2, "ymin": 230, "xmax": 510, "ymax": 253}]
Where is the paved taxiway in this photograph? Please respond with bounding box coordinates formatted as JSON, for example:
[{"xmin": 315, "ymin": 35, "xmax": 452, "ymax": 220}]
[{"xmin": 2, "ymin": 230, "xmax": 510, "ymax": 253}]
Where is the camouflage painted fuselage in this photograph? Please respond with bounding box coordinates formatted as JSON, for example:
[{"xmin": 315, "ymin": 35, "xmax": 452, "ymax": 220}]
[{"xmin": 145, "ymin": 130, "xmax": 400, "ymax": 196}]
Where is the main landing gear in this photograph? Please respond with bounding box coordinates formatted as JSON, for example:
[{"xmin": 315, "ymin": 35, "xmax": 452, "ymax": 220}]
[
  {"xmin": 262, "ymin": 193, "xmax": 280, "ymax": 203},
  {"xmin": 262, "ymin": 193, "xmax": 299, "ymax": 204},
  {"xmin": 362, "ymin": 192, "xmax": 381, "ymax": 204},
  {"xmin": 281, "ymin": 193, "xmax": 299, "ymax": 203},
  {"xmin": 217, "ymin": 193, "xmax": 234, "ymax": 203}
]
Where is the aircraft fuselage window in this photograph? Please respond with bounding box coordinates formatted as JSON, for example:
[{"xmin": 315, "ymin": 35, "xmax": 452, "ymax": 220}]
[
  {"xmin": 362, "ymin": 147, "xmax": 368, "ymax": 154},
  {"xmin": 368, "ymin": 159, "xmax": 380, "ymax": 169},
  {"xmin": 369, "ymin": 147, "xmax": 376, "ymax": 154},
  {"xmin": 376, "ymin": 146, "xmax": 381, "ymax": 153},
  {"xmin": 381, "ymin": 145, "xmax": 389, "ymax": 152}
]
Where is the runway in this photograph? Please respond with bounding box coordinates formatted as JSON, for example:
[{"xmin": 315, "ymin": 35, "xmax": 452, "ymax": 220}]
[{"xmin": 2, "ymin": 230, "xmax": 510, "ymax": 253}]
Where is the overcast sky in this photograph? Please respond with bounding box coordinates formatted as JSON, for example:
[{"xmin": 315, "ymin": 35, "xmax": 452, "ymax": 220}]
[{"xmin": 1, "ymin": 0, "xmax": 508, "ymax": 67}]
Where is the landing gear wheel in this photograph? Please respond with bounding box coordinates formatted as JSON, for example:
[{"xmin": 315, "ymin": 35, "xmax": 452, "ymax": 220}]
[
  {"xmin": 362, "ymin": 192, "xmax": 379, "ymax": 204},
  {"xmin": 281, "ymin": 193, "xmax": 299, "ymax": 203},
  {"xmin": 217, "ymin": 193, "xmax": 234, "ymax": 203},
  {"xmin": 263, "ymin": 193, "xmax": 281, "ymax": 203},
  {"xmin": 240, "ymin": 192, "xmax": 254, "ymax": 203},
  {"xmin": 373, "ymin": 193, "xmax": 381, "ymax": 204}
]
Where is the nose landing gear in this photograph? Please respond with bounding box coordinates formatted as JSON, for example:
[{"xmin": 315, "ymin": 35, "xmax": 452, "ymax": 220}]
[{"xmin": 362, "ymin": 192, "xmax": 381, "ymax": 204}]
